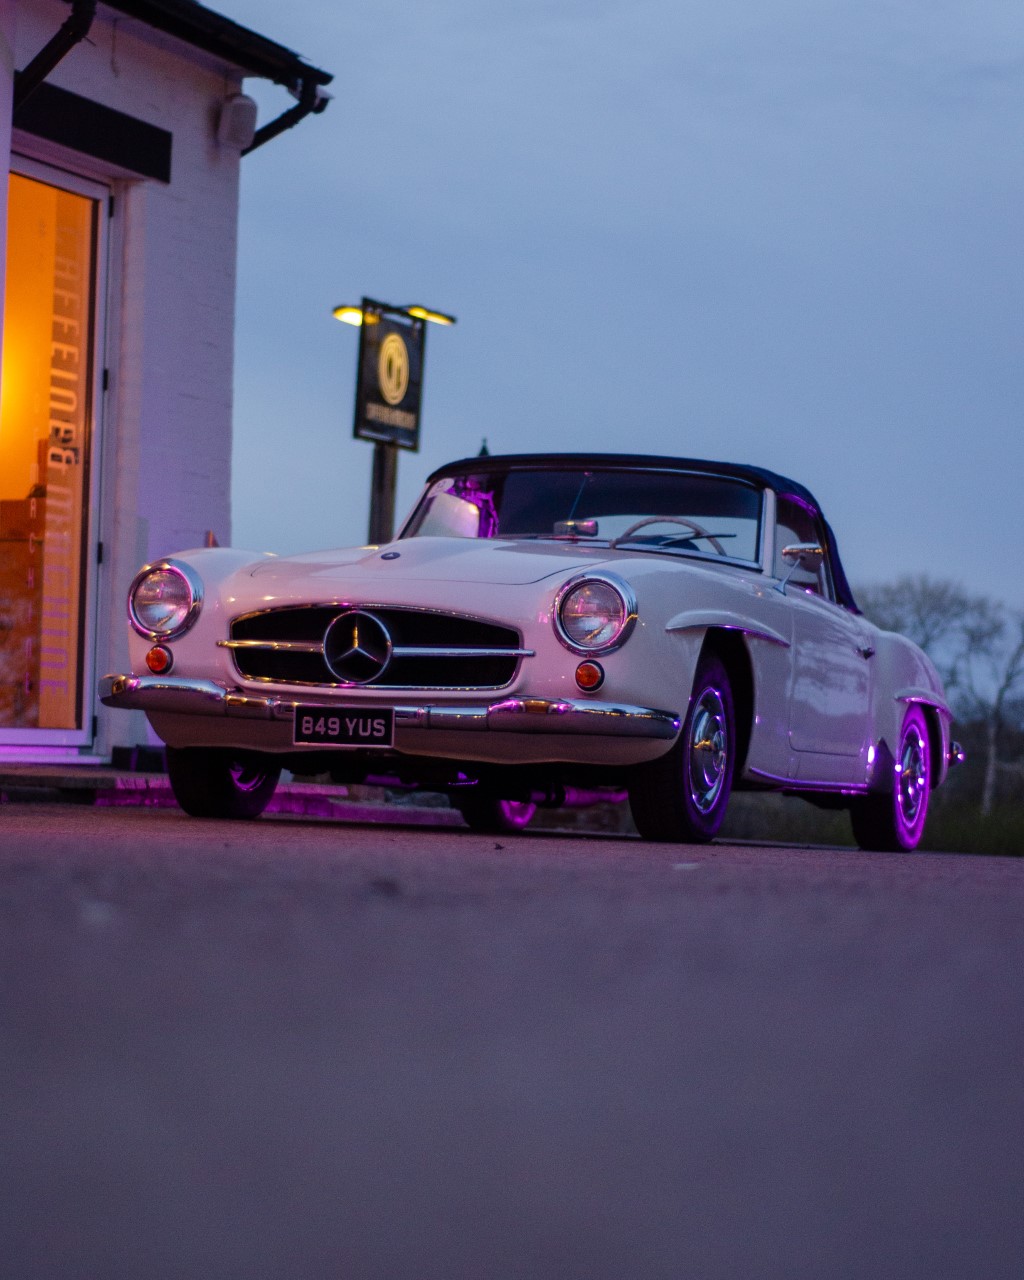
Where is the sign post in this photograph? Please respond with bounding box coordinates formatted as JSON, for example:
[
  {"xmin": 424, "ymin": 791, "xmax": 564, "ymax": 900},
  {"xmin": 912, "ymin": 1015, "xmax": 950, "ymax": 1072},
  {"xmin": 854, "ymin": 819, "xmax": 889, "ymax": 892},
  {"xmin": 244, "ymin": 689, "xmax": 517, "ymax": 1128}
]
[{"xmin": 367, "ymin": 434, "xmax": 398, "ymax": 545}]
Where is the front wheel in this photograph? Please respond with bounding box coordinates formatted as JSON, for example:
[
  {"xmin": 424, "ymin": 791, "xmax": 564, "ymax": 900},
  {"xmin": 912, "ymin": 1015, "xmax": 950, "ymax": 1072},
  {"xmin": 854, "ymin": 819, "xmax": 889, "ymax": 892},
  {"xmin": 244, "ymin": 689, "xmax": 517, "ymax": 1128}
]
[
  {"xmin": 628, "ymin": 652, "xmax": 735, "ymax": 843},
  {"xmin": 166, "ymin": 747, "xmax": 281, "ymax": 820},
  {"xmin": 850, "ymin": 705, "xmax": 931, "ymax": 851}
]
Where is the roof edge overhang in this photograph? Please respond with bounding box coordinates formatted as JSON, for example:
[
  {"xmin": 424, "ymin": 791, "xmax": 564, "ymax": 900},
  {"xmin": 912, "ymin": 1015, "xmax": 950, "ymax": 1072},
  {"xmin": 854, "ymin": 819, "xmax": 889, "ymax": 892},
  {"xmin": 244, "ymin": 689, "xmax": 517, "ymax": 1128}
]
[{"xmin": 95, "ymin": 0, "xmax": 332, "ymax": 91}]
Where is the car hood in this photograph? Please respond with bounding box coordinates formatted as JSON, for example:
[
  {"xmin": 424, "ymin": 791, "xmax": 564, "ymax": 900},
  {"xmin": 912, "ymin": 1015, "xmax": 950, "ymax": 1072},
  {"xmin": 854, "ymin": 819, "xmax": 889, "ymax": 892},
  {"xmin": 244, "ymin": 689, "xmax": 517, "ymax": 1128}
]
[{"xmin": 243, "ymin": 536, "xmax": 616, "ymax": 590}]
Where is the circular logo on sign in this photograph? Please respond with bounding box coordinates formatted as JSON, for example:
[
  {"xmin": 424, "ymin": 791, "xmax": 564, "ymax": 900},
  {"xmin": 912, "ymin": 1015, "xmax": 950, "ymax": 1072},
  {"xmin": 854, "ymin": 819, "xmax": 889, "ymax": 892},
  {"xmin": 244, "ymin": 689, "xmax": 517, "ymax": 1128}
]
[{"xmin": 377, "ymin": 332, "xmax": 410, "ymax": 406}]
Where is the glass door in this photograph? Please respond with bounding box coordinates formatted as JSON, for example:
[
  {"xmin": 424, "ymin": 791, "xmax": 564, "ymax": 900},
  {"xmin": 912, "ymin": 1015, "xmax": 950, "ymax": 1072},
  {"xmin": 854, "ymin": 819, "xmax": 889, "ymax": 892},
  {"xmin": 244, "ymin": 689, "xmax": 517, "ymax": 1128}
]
[{"xmin": 0, "ymin": 167, "xmax": 103, "ymax": 744}]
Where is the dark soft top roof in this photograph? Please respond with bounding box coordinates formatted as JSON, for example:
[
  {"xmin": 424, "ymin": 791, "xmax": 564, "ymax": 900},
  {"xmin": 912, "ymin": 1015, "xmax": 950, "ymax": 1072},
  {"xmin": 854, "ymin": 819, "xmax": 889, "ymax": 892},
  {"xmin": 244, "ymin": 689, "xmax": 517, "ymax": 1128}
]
[{"xmin": 427, "ymin": 452, "xmax": 859, "ymax": 612}]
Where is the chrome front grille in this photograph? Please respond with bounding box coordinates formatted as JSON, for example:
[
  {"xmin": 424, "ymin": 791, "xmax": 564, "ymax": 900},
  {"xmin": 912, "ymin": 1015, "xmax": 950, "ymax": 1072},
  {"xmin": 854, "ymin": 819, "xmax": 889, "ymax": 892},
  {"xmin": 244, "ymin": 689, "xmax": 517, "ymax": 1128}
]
[{"xmin": 222, "ymin": 605, "xmax": 530, "ymax": 689}]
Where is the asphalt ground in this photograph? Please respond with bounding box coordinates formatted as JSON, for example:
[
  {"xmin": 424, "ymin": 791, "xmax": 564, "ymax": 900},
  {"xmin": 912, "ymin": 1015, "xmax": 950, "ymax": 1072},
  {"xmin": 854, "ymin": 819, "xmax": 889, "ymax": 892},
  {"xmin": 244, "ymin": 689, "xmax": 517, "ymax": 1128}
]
[{"xmin": 0, "ymin": 802, "xmax": 1021, "ymax": 1279}]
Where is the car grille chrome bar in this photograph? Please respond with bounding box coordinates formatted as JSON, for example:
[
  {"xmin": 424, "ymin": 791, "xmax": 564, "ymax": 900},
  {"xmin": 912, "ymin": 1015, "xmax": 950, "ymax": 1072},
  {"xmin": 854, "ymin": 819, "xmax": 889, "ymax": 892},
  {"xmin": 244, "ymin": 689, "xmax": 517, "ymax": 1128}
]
[
  {"xmin": 218, "ymin": 639, "xmax": 324, "ymax": 652},
  {"xmin": 391, "ymin": 646, "xmax": 534, "ymax": 658},
  {"xmin": 218, "ymin": 639, "xmax": 534, "ymax": 659}
]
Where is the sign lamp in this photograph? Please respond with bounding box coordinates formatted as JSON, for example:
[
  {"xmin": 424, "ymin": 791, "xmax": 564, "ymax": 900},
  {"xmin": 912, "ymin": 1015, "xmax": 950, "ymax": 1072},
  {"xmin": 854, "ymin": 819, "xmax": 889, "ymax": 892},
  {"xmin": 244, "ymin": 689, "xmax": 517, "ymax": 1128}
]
[{"xmin": 333, "ymin": 303, "xmax": 456, "ymax": 327}]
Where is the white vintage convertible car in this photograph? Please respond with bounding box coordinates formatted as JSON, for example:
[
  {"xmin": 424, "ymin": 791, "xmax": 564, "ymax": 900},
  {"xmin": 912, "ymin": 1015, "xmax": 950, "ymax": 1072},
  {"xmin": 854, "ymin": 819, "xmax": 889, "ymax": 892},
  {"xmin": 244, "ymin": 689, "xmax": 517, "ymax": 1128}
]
[{"xmin": 100, "ymin": 453, "xmax": 961, "ymax": 850}]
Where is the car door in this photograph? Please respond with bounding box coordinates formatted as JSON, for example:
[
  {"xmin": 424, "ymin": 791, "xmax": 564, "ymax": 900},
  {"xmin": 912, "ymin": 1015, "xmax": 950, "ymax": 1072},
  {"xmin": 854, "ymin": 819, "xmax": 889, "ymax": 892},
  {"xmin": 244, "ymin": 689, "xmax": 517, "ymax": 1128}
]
[{"xmin": 774, "ymin": 496, "xmax": 874, "ymax": 777}]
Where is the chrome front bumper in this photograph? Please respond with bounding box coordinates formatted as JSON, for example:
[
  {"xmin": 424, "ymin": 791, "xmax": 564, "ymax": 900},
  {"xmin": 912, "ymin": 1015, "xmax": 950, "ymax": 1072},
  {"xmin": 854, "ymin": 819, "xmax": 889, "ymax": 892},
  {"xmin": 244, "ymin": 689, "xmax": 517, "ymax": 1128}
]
[{"xmin": 99, "ymin": 675, "xmax": 681, "ymax": 741}]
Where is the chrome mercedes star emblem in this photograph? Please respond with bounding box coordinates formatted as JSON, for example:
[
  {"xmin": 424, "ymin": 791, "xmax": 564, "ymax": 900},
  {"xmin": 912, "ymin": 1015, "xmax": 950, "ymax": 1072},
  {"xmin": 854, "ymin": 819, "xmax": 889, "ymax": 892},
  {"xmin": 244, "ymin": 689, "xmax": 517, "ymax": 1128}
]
[{"xmin": 323, "ymin": 610, "xmax": 393, "ymax": 684}]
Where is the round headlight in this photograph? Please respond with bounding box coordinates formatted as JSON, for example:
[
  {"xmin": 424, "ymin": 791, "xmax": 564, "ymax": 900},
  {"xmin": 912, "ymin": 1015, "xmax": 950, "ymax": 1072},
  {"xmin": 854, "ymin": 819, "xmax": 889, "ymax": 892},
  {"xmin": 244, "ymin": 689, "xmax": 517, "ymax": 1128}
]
[
  {"xmin": 555, "ymin": 574, "xmax": 637, "ymax": 654},
  {"xmin": 128, "ymin": 561, "xmax": 202, "ymax": 640}
]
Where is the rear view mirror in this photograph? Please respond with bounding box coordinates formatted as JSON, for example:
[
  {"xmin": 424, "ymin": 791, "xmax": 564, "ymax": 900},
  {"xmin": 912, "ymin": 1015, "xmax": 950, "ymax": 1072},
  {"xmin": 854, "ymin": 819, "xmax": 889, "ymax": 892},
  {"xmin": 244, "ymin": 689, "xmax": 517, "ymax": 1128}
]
[{"xmin": 553, "ymin": 519, "xmax": 599, "ymax": 538}]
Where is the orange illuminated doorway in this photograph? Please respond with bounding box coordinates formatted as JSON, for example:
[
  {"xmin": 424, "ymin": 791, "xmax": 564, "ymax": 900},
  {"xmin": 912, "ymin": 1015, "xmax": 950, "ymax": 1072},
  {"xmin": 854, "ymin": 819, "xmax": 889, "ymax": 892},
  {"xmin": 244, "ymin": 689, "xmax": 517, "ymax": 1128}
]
[{"xmin": 0, "ymin": 166, "xmax": 103, "ymax": 742}]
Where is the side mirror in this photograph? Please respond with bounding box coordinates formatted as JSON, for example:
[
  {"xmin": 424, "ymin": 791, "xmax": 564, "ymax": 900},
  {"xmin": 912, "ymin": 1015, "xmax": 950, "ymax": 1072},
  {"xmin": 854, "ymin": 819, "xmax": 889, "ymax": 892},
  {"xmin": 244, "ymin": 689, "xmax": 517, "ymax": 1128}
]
[
  {"xmin": 781, "ymin": 542, "xmax": 824, "ymax": 572},
  {"xmin": 777, "ymin": 542, "xmax": 824, "ymax": 594}
]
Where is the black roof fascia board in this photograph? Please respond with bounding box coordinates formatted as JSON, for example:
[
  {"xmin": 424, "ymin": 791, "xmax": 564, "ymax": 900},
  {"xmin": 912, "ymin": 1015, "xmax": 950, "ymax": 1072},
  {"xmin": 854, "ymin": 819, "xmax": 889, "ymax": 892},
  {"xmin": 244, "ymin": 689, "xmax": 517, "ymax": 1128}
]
[
  {"xmin": 13, "ymin": 81, "xmax": 172, "ymax": 181},
  {"xmin": 95, "ymin": 0, "xmax": 332, "ymax": 91}
]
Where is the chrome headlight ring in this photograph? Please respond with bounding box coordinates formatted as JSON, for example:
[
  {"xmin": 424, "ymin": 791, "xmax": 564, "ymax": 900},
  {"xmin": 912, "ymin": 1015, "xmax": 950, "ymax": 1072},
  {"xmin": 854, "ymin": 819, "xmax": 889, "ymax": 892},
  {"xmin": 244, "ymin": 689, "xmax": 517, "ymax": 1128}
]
[
  {"xmin": 128, "ymin": 558, "xmax": 204, "ymax": 641},
  {"xmin": 553, "ymin": 572, "xmax": 638, "ymax": 655}
]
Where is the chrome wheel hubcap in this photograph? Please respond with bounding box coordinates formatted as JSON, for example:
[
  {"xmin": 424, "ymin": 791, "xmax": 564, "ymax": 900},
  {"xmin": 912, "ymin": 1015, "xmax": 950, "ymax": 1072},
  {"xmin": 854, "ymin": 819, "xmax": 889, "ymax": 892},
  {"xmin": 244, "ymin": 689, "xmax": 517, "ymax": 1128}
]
[
  {"xmin": 230, "ymin": 762, "xmax": 267, "ymax": 794},
  {"xmin": 688, "ymin": 688, "xmax": 728, "ymax": 814},
  {"xmin": 897, "ymin": 726, "xmax": 928, "ymax": 827},
  {"xmin": 499, "ymin": 800, "xmax": 536, "ymax": 828}
]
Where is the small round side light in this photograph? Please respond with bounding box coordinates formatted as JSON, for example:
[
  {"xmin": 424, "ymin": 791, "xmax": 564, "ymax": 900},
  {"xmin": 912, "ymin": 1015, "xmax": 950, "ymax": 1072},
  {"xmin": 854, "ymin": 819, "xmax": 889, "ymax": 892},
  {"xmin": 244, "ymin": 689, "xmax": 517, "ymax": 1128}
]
[
  {"xmin": 575, "ymin": 661, "xmax": 604, "ymax": 692},
  {"xmin": 146, "ymin": 645, "xmax": 173, "ymax": 675}
]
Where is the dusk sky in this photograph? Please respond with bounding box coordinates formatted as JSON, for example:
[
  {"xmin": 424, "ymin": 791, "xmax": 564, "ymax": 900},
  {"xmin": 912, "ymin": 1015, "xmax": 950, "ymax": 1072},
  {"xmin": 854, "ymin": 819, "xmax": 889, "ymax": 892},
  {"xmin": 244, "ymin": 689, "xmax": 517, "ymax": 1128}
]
[{"xmin": 228, "ymin": 1, "xmax": 1022, "ymax": 606}]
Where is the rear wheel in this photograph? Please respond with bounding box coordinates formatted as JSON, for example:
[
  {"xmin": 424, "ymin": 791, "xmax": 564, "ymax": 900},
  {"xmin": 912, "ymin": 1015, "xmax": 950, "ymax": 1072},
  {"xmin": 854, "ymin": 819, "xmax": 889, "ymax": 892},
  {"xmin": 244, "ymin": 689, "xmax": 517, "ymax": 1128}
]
[
  {"xmin": 628, "ymin": 652, "xmax": 735, "ymax": 843},
  {"xmin": 455, "ymin": 793, "xmax": 537, "ymax": 834},
  {"xmin": 166, "ymin": 747, "xmax": 281, "ymax": 820},
  {"xmin": 850, "ymin": 705, "xmax": 931, "ymax": 851}
]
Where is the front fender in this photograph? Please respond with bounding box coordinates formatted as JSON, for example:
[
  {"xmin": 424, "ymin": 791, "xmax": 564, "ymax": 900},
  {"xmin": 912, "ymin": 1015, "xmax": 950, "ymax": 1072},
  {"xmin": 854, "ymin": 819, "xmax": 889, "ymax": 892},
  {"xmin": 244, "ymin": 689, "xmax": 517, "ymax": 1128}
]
[
  {"xmin": 124, "ymin": 547, "xmax": 277, "ymax": 679},
  {"xmin": 665, "ymin": 608, "xmax": 790, "ymax": 649}
]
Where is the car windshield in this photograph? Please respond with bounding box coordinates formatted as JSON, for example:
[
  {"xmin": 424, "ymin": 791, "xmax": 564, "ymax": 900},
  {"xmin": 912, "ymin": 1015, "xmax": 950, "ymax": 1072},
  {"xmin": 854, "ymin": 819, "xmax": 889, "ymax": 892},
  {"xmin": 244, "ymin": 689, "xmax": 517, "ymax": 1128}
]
[{"xmin": 401, "ymin": 467, "xmax": 763, "ymax": 563}]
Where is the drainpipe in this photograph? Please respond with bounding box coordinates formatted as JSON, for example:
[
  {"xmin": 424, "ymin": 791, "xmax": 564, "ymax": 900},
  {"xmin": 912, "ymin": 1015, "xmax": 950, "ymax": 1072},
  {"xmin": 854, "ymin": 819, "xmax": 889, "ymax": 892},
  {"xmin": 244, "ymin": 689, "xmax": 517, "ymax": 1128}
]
[
  {"xmin": 243, "ymin": 73, "xmax": 330, "ymax": 155},
  {"xmin": 14, "ymin": 0, "xmax": 98, "ymax": 109}
]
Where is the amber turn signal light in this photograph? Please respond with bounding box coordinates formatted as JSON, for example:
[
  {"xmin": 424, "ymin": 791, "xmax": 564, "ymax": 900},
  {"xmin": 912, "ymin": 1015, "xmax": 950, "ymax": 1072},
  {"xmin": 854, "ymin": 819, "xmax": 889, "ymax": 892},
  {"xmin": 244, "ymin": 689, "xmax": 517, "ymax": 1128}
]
[
  {"xmin": 145, "ymin": 645, "xmax": 173, "ymax": 674},
  {"xmin": 575, "ymin": 661, "xmax": 604, "ymax": 691}
]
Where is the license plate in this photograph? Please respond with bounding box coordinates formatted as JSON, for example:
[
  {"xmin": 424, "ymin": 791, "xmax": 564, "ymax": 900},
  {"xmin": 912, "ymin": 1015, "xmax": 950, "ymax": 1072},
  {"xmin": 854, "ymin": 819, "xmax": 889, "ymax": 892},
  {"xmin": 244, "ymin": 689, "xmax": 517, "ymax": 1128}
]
[{"xmin": 293, "ymin": 705, "xmax": 395, "ymax": 748}]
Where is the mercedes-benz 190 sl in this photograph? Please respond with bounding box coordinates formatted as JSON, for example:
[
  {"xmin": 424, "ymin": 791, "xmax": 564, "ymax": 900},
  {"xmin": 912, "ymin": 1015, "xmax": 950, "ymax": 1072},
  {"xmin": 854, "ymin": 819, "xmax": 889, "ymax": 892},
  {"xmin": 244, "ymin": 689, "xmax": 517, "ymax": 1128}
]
[{"xmin": 100, "ymin": 453, "xmax": 961, "ymax": 850}]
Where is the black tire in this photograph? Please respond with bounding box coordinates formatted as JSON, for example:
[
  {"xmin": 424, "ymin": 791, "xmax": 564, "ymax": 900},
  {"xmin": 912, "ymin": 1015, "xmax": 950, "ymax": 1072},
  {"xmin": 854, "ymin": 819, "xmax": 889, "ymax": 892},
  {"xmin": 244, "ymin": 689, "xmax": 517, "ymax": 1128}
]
[
  {"xmin": 850, "ymin": 705, "xmax": 931, "ymax": 852},
  {"xmin": 455, "ymin": 793, "xmax": 537, "ymax": 834},
  {"xmin": 628, "ymin": 652, "xmax": 735, "ymax": 843},
  {"xmin": 166, "ymin": 746, "xmax": 281, "ymax": 820}
]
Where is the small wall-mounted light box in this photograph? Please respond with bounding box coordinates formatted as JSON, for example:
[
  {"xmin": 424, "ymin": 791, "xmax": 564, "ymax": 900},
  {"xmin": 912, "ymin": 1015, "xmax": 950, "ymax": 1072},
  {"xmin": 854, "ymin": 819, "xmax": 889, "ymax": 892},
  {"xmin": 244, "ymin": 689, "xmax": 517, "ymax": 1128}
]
[{"xmin": 217, "ymin": 93, "xmax": 258, "ymax": 149}]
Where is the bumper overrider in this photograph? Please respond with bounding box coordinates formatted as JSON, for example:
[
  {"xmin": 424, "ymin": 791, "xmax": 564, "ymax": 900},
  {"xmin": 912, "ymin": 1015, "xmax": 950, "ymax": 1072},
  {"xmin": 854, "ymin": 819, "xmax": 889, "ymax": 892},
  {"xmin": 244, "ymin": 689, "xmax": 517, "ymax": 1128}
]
[{"xmin": 99, "ymin": 675, "xmax": 681, "ymax": 742}]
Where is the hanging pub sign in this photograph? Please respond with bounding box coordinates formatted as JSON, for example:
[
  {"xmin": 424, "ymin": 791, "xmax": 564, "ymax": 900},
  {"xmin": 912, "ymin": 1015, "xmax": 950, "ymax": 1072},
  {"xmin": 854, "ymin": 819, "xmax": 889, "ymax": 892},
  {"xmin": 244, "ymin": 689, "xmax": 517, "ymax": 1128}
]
[{"xmin": 352, "ymin": 298, "xmax": 425, "ymax": 452}]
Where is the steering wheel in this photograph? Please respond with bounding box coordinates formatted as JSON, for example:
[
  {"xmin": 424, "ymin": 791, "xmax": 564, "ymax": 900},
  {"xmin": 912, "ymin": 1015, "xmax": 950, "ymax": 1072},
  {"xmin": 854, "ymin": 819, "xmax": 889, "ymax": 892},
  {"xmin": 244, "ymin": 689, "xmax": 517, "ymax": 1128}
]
[{"xmin": 610, "ymin": 516, "xmax": 728, "ymax": 557}]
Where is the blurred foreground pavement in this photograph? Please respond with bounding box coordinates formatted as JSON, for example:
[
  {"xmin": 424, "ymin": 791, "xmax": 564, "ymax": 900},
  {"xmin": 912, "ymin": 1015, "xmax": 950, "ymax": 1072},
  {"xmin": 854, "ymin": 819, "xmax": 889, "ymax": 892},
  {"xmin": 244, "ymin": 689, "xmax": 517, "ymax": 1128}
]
[{"xmin": 0, "ymin": 802, "xmax": 1022, "ymax": 1280}]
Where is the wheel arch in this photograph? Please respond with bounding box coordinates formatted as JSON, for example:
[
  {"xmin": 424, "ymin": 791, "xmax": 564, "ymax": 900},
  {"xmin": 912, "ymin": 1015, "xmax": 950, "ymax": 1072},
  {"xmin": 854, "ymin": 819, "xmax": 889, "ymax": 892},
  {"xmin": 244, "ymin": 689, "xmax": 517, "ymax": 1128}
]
[
  {"xmin": 917, "ymin": 701, "xmax": 949, "ymax": 789},
  {"xmin": 697, "ymin": 627, "xmax": 755, "ymax": 778}
]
